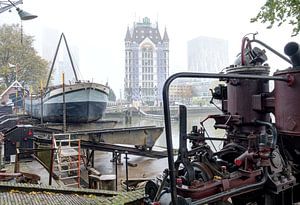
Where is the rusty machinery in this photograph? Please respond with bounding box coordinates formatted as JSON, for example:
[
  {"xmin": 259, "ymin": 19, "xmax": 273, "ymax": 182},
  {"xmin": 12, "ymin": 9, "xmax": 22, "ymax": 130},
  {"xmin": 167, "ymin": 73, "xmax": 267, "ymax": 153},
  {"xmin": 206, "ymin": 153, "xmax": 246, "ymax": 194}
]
[{"xmin": 145, "ymin": 35, "xmax": 300, "ymax": 205}]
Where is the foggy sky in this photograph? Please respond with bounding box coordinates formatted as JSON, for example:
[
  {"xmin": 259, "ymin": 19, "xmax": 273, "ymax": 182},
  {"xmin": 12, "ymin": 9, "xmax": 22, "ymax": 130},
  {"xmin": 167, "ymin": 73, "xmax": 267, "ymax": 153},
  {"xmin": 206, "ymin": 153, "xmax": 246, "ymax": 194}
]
[{"xmin": 0, "ymin": 0, "xmax": 296, "ymax": 97}]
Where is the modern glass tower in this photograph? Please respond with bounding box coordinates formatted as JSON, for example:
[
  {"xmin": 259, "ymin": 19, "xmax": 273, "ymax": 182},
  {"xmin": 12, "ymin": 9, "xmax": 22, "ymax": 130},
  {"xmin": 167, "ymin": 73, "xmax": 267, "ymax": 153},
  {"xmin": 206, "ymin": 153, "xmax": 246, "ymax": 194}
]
[{"xmin": 187, "ymin": 36, "xmax": 229, "ymax": 74}]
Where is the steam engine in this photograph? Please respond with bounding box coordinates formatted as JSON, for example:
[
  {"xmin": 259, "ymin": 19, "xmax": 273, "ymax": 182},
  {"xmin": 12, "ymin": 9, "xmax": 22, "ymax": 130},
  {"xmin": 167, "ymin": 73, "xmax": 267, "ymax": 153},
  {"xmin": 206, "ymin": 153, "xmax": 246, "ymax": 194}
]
[{"xmin": 145, "ymin": 37, "xmax": 300, "ymax": 205}]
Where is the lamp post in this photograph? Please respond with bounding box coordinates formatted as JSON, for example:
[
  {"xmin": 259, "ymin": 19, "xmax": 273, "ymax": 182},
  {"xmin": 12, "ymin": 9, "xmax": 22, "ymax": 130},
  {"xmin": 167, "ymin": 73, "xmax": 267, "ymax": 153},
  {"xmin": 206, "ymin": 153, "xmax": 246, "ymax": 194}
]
[
  {"xmin": 0, "ymin": 0, "xmax": 21, "ymax": 14},
  {"xmin": 1, "ymin": 1, "xmax": 37, "ymax": 43},
  {"xmin": 1, "ymin": 1, "xmax": 38, "ymax": 43},
  {"xmin": 4, "ymin": 0, "xmax": 37, "ymax": 20}
]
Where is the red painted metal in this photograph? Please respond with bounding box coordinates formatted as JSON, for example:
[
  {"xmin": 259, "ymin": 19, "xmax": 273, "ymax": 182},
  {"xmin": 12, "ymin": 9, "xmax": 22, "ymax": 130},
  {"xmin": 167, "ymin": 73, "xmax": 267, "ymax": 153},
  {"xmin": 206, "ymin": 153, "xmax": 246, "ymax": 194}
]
[
  {"xmin": 274, "ymin": 69, "xmax": 300, "ymax": 136},
  {"xmin": 176, "ymin": 170, "xmax": 261, "ymax": 201},
  {"xmin": 227, "ymin": 66, "xmax": 270, "ymax": 128}
]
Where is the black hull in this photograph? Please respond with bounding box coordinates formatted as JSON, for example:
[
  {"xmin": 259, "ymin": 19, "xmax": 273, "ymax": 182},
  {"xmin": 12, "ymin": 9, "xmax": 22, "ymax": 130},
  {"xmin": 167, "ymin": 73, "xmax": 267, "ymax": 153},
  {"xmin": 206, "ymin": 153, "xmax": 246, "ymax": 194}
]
[
  {"xmin": 40, "ymin": 101, "xmax": 107, "ymax": 123},
  {"xmin": 25, "ymin": 83, "xmax": 109, "ymax": 123}
]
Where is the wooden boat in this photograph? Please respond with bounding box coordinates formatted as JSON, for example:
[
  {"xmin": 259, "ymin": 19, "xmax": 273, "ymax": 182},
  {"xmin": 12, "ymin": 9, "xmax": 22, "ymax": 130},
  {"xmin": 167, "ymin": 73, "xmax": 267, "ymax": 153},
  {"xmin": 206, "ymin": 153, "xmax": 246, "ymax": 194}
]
[
  {"xmin": 25, "ymin": 82, "xmax": 109, "ymax": 123},
  {"xmin": 25, "ymin": 33, "xmax": 109, "ymax": 123}
]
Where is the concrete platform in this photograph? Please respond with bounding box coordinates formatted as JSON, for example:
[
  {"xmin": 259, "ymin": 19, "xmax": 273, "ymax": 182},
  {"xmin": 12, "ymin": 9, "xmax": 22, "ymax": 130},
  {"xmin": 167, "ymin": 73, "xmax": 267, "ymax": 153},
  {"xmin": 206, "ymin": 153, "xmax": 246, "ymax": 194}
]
[
  {"xmin": 88, "ymin": 150, "xmax": 168, "ymax": 190},
  {"xmin": 3, "ymin": 148, "xmax": 168, "ymax": 191}
]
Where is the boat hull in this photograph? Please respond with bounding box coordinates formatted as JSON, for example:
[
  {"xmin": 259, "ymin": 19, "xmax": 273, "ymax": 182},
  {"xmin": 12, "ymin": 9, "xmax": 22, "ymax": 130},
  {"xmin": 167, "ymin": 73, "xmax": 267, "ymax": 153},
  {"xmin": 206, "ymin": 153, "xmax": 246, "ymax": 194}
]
[
  {"xmin": 42, "ymin": 101, "xmax": 107, "ymax": 123},
  {"xmin": 26, "ymin": 83, "xmax": 109, "ymax": 123}
]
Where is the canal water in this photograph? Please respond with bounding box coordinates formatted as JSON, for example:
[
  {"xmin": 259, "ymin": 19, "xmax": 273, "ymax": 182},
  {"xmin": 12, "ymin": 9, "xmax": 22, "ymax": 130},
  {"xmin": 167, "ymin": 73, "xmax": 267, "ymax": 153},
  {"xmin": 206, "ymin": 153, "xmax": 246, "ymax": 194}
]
[
  {"xmin": 105, "ymin": 108, "xmax": 225, "ymax": 151},
  {"xmin": 98, "ymin": 108, "xmax": 226, "ymax": 184}
]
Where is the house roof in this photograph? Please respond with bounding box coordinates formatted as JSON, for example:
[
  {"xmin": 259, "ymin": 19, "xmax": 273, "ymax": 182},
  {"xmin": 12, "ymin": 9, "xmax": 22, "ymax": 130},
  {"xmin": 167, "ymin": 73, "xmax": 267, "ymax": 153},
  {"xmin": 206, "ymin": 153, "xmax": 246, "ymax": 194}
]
[
  {"xmin": 0, "ymin": 181, "xmax": 145, "ymax": 205},
  {"xmin": 132, "ymin": 25, "xmax": 162, "ymax": 44},
  {"xmin": 0, "ymin": 80, "xmax": 23, "ymax": 98},
  {"xmin": 163, "ymin": 27, "xmax": 169, "ymax": 42},
  {"xmin": 126, "ymin": 17, "xmax": 165, "ymax": 45},
  {"xmin": 125, "ymin": 26, "xmax": 132, "ymax": 41}
]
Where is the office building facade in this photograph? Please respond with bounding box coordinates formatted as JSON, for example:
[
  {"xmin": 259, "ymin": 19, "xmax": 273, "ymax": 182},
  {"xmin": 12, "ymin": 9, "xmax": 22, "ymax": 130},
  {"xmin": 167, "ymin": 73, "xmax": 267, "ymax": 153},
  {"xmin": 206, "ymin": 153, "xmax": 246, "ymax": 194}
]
[
  {"xmin": 188, "ymin": 36, "xmax": 229, "ymax": 74},
  {"xmin": 124, "ymin": 17, "xmax": 169, "ymax": 105}
]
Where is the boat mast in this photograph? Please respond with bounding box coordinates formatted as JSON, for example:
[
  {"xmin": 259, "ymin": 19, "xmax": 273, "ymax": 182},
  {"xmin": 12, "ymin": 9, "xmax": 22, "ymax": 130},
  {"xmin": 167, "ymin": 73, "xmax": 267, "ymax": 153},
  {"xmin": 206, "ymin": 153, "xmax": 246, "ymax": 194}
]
[
  {"xmin": 45, "ymin": 33, "xmax": 79, "ymax": 90},
  {"xmin": 63, "ymin": 33, "xmax": 78, "ymax": 82}
]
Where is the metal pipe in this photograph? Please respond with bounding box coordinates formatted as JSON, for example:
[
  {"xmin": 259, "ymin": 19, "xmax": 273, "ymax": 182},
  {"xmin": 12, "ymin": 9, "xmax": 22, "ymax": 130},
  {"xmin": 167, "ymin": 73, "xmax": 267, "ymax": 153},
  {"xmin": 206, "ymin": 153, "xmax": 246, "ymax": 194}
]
[
  {"xmin": 114, "ymin": 150, "xmax": 118, "ymax": 191},
  {"xmin": 179, "ymin": 105, "xmax": 187, "ymax": 156},
  {"xmin": 62, "ymin": 72, "xmax": 66, "ymax": 133},
  {"xmin": 162, "ymin": 72, "xmax": 288, "ymax": 205},
  {"xmin": 14, "ymin": 143, "xmax": 20, "ymax": 173},
  {"xmin": 40, "ymin": 88, "xmax": 43, "ymax": 125},
  {"xmin": 22, "ymin": 88, "xmax": 25, "ymax": 114},
  {"xmin": 255, "ymin": 120, "xmax": 278, "ymax": 148},
  {"xmin": 191, "ymin": 168, "xmax": 268, "ymax": 205},
  {"xmin": 91, "ymin": 150, "xmax": 94, "ymax": 168},
  {"xmin": 30, "ymin": 92, "xmax": 32, "ymax": 119},
  {"xmin": 153, "ymin": 169, "xmax": 169, "ymax": 202},
  {"xmin": 49, "ymin": 141, "xmax": 54, "ymax": 186},
  {"xmin": 250, "ymin": 39, "xmax": 292, "ymax": 65},
  {"xmin": 284, "ymin": 42, "xmax": 300, "ymax": 67},
  {"xmin": 124, "ymin": 151, "xmax": 129, "ymax": 192}
]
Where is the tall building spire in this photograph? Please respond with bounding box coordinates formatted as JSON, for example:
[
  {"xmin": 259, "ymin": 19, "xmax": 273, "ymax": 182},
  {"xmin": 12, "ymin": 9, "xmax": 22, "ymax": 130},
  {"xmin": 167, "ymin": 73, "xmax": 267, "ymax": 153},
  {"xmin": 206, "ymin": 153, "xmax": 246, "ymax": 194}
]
[
  {"xmin": 163, "ymin": 27, "xmax": 169, "ymax": 42},
  {"xmin": 125, "ymin": 26, "xmax": 131, "ymax": 41},
  {"xmin": 124, "ymin": 17, "xmax": 169, "ymax": 105}
]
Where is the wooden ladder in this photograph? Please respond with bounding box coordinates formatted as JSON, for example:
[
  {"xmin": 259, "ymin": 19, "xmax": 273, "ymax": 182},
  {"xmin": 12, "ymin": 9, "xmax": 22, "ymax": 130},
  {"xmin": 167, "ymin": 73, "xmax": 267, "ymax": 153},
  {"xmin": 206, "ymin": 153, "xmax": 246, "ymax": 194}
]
[{"xmin": 52, "ymin": 133, "xmax": 81, "ymax": 188}]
